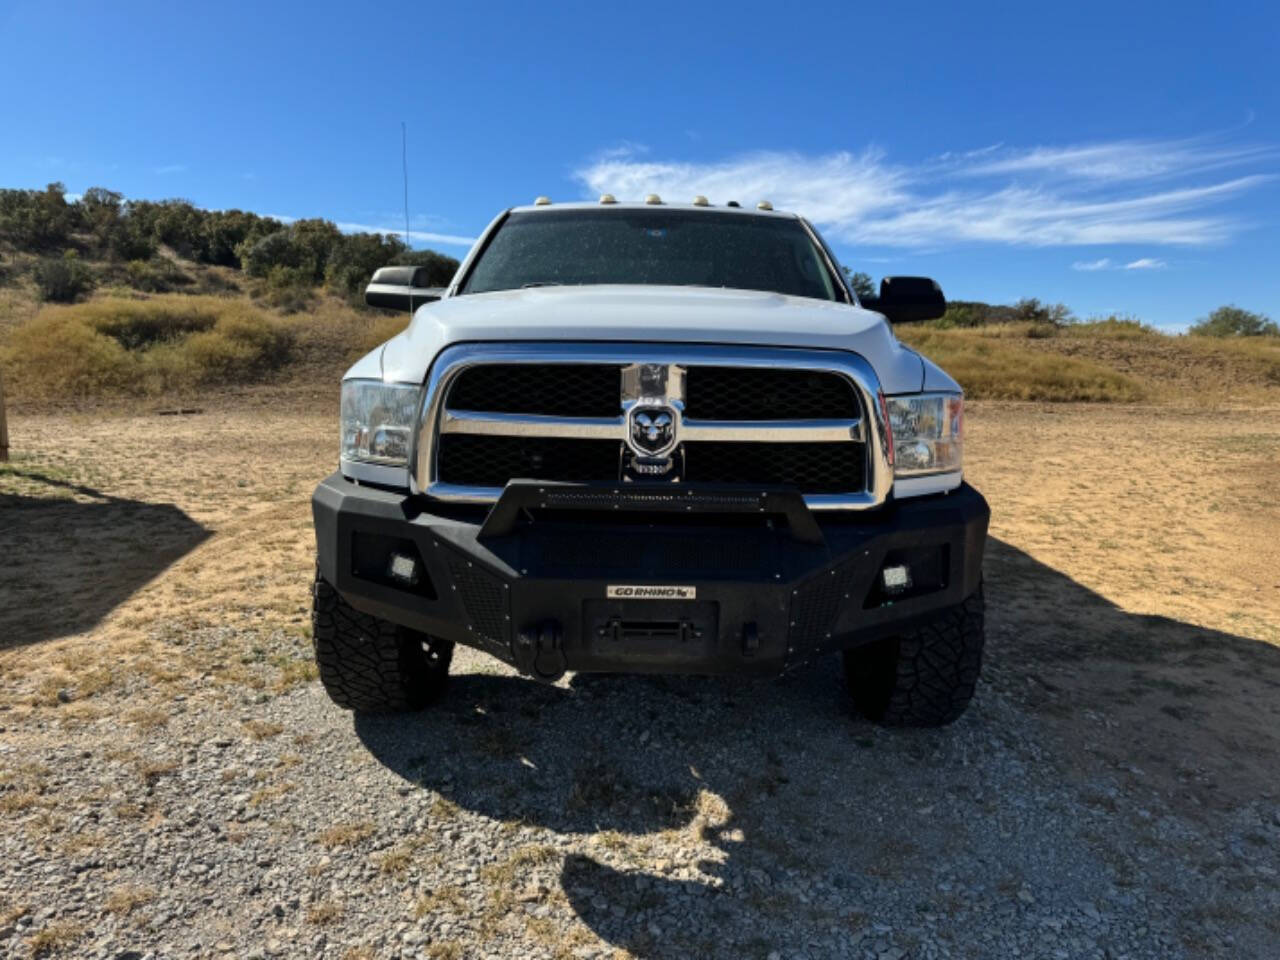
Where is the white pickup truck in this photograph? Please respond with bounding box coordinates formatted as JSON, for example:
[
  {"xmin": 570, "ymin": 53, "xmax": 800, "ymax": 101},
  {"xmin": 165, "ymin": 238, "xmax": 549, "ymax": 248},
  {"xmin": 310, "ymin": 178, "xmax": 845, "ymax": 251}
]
[{"xmin": 311, "ymin": 197, "xmax": 988, "ymax": 726}]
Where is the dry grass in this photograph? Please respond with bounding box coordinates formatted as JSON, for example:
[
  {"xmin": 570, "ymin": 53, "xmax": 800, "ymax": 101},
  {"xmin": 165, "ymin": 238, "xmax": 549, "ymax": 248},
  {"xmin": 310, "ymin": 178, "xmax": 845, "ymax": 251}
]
[
  {"xmin": 352, "ymin": 312, "xmax": 409, "ymax": 359},
  {"xmin": 242, "ymin": 719, "xmax": 285, "ymax": 740},
  {"xmin": 901, "ymin": 321, "xmax": 1280, "ymax": 405},
  {"xmin": 899, "ymin": 327, "xmax": 1146, "ymax": 402},
  {"xmin": 315, "ymin": 821, "xmax": 376, "ymax": 849},
  {"xmin": 0, "ymin": 790, "xmax": 42, "ymax": 813},
  {"xmin": 1, "ymin": 294, "xmax": 292, "ymax": 399},
  {"xmin": 103, "ymin": 883, "xmax": 156, "ymax": 916},
  {"xmin": 123, "ymin": 706, "xmax": 169, "ymax": 729},
  {"xmin": 27, "ymin": 920, "xmax": 84, "ymax": 956},
  {"xmin": 305, "ymin": 901, "xmax": 343, "ymax": 925},
  {"xmin": 415, "ymin": 884, "xmax": 468, "ymax": 918},
  {"xmin": 248, "ymin": 782, "xmax": 297, "ymax": 807},
  {"xmin": 273, "ymin": 656, "xmax": 319, "ymax": 691},
  {"xmin": 0, "ymin": 898, "xmax": 28, "ymax": 928},
  {"xmin": 425, "ymin": 943, "xmax": 464, "ymax": 960}
]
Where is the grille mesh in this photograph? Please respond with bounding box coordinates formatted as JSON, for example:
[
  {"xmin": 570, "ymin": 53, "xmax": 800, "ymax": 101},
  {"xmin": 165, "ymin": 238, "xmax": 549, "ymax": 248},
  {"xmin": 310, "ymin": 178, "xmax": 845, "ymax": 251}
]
[
  {"xmin": 438, "ymin": 435, "xmax": 620, "ymax": 487},
  {"xmin": 445, "ymin": 556, "xmax": 509, "ymax": 646},
  {"xmin": 685, "ymin": 367, "xmax": 858, "ymax": 420},
  {"xmin": 789, "ymin": 560, "xmax": 861, "ymax": 646},
  {"xmin": 448, "ymin": 364, "xmax": 621, "ymax": 416},
  {"xmin": 683, "ymin": 441, "xmax": 865, "ymax": 492}
]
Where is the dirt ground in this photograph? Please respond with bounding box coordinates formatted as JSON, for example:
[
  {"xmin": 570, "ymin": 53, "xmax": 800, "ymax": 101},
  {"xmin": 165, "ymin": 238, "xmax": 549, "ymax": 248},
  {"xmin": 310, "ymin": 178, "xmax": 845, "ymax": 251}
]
[{"xmin": 2, "ymin": 399, "xmax": 1279, "ymax": 957}]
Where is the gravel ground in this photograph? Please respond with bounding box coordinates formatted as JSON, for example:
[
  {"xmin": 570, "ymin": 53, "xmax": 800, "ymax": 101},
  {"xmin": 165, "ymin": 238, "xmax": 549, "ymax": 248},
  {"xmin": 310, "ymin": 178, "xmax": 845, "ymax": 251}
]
[
  {"xmin": 2, "ymin": 404, "xmax": 1278, "ymax": 958},
  {"xmin": 3, "ymin": 632, "xmax": 1279, "ymax": 960}
]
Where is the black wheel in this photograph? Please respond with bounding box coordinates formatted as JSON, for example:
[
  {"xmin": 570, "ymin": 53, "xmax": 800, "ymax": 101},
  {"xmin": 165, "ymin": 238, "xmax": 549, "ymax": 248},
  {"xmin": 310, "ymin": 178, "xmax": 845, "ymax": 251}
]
[
  {"xmin": 843, "ymin": 587, "xmax": 985, "ymax": 727},
  {"xmin": 311, "ymin": 570, "xmax": 452, "ymax": 712}
]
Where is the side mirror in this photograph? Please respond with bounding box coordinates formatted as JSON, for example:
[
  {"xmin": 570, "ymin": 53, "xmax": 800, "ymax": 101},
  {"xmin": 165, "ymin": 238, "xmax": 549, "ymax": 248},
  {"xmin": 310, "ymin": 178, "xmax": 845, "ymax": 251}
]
[
  {"xmin": 364, "ymin": 266, "xmax": 444, "ymax": 311},
  {"xmin": 860, "ymin": 276, "xmax": 946, "ymax": 323}
]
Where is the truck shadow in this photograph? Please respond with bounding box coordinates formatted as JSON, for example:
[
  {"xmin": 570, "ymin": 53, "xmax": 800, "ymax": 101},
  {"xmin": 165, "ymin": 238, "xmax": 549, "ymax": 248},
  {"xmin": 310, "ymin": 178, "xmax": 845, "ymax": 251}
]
[
  {"xmin": 354, "ymin": 537, "xmax": 1280, "ymax": 957},
  {"xmin": 0, "ymin": 469, "xmax": 209, "ymax": 649}
]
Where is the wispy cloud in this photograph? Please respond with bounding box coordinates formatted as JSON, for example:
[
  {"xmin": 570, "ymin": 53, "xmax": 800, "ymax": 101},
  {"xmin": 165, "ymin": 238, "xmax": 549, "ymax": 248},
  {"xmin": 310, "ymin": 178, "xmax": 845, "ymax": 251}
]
[
  {"xmin": 956, "ymin": 137, "xmax": 1272, "ymax": 182},
  {"xmin": 1072, "ymin": 256, "xmax": 1168, "ymax": 272},
  {"xmin": 153, "ymin": 163, "xmax": 187, "ymax": 175},
  {"xmin": 270, "ymin": 213, "xmax": 474, "ymax": 247},
  {"xmin": 575, "ymin": 134, "xmax": 1273, "ymax": 248}
]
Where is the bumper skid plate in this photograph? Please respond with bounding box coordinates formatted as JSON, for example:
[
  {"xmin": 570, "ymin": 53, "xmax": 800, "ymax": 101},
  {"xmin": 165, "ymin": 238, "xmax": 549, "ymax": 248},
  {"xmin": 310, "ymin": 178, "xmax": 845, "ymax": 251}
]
[{"xmin": 312, "ymin": 475, "xmax": 989, "ymax": 678}]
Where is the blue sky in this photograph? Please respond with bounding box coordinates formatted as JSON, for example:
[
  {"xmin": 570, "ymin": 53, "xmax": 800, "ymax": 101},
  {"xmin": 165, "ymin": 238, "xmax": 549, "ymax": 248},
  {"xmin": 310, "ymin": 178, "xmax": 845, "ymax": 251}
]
[{"xmin": 2, "ymin": 0, "xmax": 1277, "ymax": 329}]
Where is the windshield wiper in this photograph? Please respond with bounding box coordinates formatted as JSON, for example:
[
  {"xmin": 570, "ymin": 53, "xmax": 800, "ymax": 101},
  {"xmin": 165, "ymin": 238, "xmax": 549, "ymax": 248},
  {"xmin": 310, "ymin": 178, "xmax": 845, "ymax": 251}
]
[{"xmin": 520, "ymin": 281, "xmax": 563, "ymax": 288}]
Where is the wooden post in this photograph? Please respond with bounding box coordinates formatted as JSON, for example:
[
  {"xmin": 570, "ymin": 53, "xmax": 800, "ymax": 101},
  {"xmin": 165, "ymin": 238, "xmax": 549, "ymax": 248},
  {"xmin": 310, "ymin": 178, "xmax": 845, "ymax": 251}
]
[{"xmin": 0, "ymin": 370, "xmax": 8, "ymax": 462}]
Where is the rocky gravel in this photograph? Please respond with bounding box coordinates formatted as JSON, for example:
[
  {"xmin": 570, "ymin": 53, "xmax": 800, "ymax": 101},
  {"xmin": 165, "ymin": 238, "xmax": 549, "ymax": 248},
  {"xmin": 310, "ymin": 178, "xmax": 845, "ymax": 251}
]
[
  {"xmin": 3, "ymin": 404, "xmax": 1278, "ymax": 958},
  {"xmin": 3, "ymin": 640, "xmax": 1278, "ymax": 960}
]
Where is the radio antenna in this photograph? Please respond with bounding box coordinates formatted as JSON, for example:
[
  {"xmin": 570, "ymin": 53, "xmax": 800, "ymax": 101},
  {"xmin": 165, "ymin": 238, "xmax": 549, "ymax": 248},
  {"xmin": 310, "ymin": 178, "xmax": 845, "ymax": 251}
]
[{"xmin": 401, "ymin": 121, "xmax": 410, "ymax": 247}]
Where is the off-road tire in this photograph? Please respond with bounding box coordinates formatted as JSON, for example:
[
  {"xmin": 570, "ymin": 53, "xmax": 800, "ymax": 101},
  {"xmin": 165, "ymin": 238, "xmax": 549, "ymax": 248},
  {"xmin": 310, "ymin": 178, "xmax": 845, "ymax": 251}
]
[
  {"xmin": 311, "ymin": 571, "xmax": 452, "ymax": 712},
  {"xmin": 843, "ymin": 587, "xmax": 985, "ymax": 727}
]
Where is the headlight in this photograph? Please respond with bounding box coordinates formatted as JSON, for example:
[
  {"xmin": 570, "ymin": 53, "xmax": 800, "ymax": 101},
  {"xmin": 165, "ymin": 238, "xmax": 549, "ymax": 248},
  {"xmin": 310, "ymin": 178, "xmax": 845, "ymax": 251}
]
[
  {"xmin": 340, "ymin": 380, "xmax": 421, "ymax": 467},
  {"xmin": 884, "ymin": 392, "xmax": 963, "ymax": 477}
]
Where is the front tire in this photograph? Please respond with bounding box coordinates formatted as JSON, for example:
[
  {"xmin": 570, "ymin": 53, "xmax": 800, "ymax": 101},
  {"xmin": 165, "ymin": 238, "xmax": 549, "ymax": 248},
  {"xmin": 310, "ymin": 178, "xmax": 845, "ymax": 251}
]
[
  {"xmin": 843, "ymin": 588, "xmax": 985, "ymax": 727},
  {"xmin": 311, "ymin": 571, "xmax": 452, "ymax": 712}
]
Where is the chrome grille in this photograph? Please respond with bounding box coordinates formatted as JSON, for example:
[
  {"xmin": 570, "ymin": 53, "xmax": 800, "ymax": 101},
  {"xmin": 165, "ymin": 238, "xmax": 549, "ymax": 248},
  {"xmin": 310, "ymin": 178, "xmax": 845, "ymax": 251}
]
[
  {"xmin": 683, "ymin": 440, "xmax": 865, "ymax": 492},
  {"xmin": 449, "ymin": 364, "xmax": 620, "ymax": 416},
  {"xmin": 437, "ymin": 435, "xmax": 620, "ymax": 486},
  {"xmin": 414, "ymin": 344, "xmax": 894, "ymax": 510},
  {"xmin": 684, "ymin": 367, "xmax": 858, "ymax": 420}
]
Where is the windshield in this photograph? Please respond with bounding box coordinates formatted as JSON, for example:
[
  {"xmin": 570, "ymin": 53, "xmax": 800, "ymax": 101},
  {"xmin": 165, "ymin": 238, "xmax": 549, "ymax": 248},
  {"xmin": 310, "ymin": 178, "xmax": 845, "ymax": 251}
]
[{"xmin": 461, "ymin": 209, "xmax": 841, "ymax": 301}]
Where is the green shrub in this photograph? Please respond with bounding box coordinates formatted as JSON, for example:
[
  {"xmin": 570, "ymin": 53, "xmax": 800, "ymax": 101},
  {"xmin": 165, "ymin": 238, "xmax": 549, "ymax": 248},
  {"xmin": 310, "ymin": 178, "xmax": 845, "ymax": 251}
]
[
  {"xmin": 123, "ymin": 258, "xmax": 193, "ymax": 293},
  {"xmin": 150, "ymin": 200, "xmax": 208, "ymax": 260},
  {"xmin": 202, "ymin": 209, "xmax": 283, "ymax": 267},
  {"xmin": 79, "ymin": 187, "xmax": 124, "ymax": 249},
  {"xmin": 326, "ymin": 232, "xmax": 409, "ymax": 300},
  {"xmin": 258, "ymin": 265, "xmax": 314, "ymax": 313},
  {"xmin": 934, "ymin": 303, "xmax": 986, "ymax": 329},
  {"xmin": 107, "ymin": 217, "xmax": 158, "ymax": 261},
  {"xmin": 241, "ymin": 229, "xmax": 301, "ymax": 278},
  {"xmin": 288, "ymin": 219, "xmax": 343, "ymax": 283},
  {"xmin": 2, "ymin": 295, "xmax": 293, "ymax": 398},
  {"xmin": 840, "ymin": 267, "xmax": 875, "ymax": 299},
  {"xmin": 1068, "ymin": 315, "xmax": 1159, "ymax": 339},
  {"xmin": 1189, "ymin": 305, "xmax": 1278, "ymax": 338},
  {"xmin": 0, "ymin": 182, "xmax": 74, "ymax": 249},
  {"xmin": 1013, "ymin": 298, "xmax": 1074, "ymax": 327},
  {"xmin": 34, "ymin": 251, "xmax": 95, "ymax": 303}
]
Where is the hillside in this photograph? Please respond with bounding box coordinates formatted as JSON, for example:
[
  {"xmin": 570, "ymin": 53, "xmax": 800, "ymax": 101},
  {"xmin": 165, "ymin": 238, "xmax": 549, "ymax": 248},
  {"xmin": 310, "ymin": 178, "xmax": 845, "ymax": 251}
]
[{"xmin": 2, "ymin": 183, "xmax": 1279, "ymax": 410}]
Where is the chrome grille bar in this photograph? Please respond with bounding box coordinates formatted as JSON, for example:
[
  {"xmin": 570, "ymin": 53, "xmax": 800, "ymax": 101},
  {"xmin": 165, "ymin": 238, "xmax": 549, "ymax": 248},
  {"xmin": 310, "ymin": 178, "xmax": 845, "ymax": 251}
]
[
  {"xmin": 681, "ymin": 418, "xmax": 862, "ymax": 443},
  {"xmin": 441, "ymin": 410, "xmax": 862, "ymax": 444},
  {"xmin": 441, "ymin": 411, "xmax": 622, "ymax": 439},
  {"xmin": 412, "ymin": 343, "xmax": 895, "ymax": 510}
]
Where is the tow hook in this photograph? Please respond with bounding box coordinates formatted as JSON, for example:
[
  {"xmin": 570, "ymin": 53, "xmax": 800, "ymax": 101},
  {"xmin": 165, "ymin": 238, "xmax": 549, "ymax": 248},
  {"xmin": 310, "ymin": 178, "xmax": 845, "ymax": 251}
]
[{"xmin": 514, "ymin": 620, "xmax": 567, "ymax": 683}]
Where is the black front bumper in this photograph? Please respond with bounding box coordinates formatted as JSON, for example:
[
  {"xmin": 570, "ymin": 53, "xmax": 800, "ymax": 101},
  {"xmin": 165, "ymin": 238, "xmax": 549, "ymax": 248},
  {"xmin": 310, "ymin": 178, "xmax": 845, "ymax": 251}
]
[{"xmin": 312, "ymin": 475, "xmax": 989, "ymax": 677}]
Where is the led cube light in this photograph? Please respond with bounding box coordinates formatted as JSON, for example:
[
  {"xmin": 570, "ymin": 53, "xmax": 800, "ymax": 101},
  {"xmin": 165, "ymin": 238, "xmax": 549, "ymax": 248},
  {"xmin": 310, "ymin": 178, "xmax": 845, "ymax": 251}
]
[
  {"xmin": 882, "ymin": 564, "xmax": 912, "ymax": 593},
  {"xmin": 387, "ymin": 553, "xmax": 420, "ymax": 585}
]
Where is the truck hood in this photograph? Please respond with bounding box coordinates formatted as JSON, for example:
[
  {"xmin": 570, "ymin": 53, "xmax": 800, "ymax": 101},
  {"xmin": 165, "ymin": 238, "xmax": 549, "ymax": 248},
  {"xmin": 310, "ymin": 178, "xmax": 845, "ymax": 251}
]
[{"xmin": 364, "ymin": 285, "xmax": 927, "ymax": 394}]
